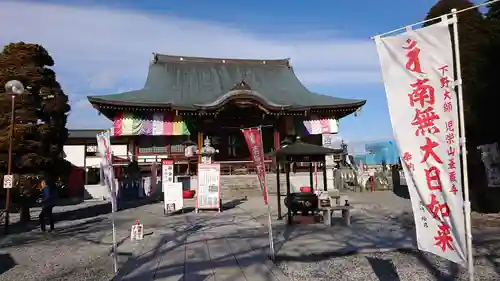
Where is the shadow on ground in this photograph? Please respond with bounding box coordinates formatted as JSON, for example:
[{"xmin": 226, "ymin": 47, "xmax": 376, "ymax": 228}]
[
  {"xmin": 100, "ymin": 196, "xmax": 500, "ymax": 281},
  {"xmin": 0, "ymin": 197, "xmax": 159, "ymax": 237},
  {"xmin": 112, "ymin": 211, "xmax": 281, "ymax": 281},
  {"xmin": 222, "ymin": 197, "xmax": 247, "ymax": 210},
  {"xmin": 0, "ymin": 253, "xmax": 16, "ymax": 276},
  {"xmin": 271, "ymin": 207, "xmax": 500, "ymax": 281},
  {"xmin": 367, "ymin": 257, "xmax": 401, "ymax": 281},
  {"xmin": 162, "ymin": 197, "xmax": 246, "ymax": 217},
  {"xmin": 392, "ymin": 184, "xmax": 410, "ymax": 200}
]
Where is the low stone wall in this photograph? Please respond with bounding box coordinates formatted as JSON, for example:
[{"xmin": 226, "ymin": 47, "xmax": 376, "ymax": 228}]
[
  {"xmin": 218, "ymin": 173, "xmax": 328, "ymax": 194},
  {"xmin": 220, "ymin": 174, "xmax": 284, "ymax": 192}
]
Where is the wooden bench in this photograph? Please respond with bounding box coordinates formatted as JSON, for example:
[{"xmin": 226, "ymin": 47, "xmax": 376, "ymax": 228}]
[{"xmin": 321, "ymin": 205, "xmax": 353, "ymax": 226}]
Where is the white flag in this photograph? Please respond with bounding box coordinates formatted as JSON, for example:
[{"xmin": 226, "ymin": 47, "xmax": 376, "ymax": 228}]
[
  {"xmin": 96, "ymin": 131, "xmax": 117, "ymax": 211},
  {"xmin": 375, "ymin": 19, "xmax": 466, "ymax": 264}
]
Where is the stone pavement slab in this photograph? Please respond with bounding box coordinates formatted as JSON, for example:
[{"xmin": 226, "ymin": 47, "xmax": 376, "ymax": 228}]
[{"xmin": 114, "ymin": 205, "xmax": 289, "ymax": 281}]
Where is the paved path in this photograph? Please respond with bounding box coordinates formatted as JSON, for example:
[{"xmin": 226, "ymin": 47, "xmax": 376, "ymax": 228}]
[{"xmin": 115, "ymin": 206, "xmax": 288, "ymax": 281}]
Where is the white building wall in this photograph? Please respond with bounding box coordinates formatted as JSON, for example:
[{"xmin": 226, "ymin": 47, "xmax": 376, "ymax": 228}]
[
  {"xmin": 113, "ymin": 144, "xmax": 128, "ymax": 158},
  {"xmin": 63, "ymin": 145, "xmax": 85, "ymax": 167},
  {"xmin": 63, "ymin": 144, "xmax": 129, "ymax": 168},
  {"xmin": 85, "ymin": 156, "xmax": 101, "ymax": 168}
]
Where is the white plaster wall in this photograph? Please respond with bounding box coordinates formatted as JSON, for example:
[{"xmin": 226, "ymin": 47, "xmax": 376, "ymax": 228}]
[
  {"xmin": 63, "ymin": 145, "xmax": 85, "ymax": 167},
  {"xmin": 64, "ymin": 144, "xmax": 129, "ymax": 168},
  {"xmin": 86, "ymin": 156, "xmax": 101, "ymax": 168},
  {"xmin": 85, "ymin": 144, "xmax": 129, "ymax": 167},
  {"xmin": 112, "ymin": 144, "xmax": 128, "ymax": 157}
]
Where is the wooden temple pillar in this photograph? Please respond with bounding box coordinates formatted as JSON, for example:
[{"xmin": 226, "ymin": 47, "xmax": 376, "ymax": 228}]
[
  {"xmin": 309, "ymin": 162, "xmax": 314, "ymax": 191},
  {"xmin": 197, "ymin": 131, "xmax": 203, "ymax": 163}
]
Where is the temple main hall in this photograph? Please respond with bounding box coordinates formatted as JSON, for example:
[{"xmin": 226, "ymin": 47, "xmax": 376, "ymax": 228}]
[{"xmin": 87, "ymin": 54, "xmax": 366, "ymax": 174}]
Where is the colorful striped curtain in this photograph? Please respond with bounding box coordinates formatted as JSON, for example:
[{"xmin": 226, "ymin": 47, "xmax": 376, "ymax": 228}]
[{"xmin": 113, "ymin": 112, "xmax": 190, "ymax": 136}]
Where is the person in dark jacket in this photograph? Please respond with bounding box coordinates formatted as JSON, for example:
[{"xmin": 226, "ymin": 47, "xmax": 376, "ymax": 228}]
[{"xmin": 39, "ymin": 179, "xmax": 55, "ymax": 232}]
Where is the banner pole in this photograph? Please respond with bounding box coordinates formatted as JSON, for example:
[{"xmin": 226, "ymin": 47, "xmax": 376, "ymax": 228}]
[
  {"xmin": 451, "ymin": 9, "xmax": 474, "ymax": 281},
  {"xmin": 259, "ymin": 126, "xmax": 275, "ymax": 261},
  {"xmin": 110, "ymin": 151, "xmax": 118, "ymax": 273}
]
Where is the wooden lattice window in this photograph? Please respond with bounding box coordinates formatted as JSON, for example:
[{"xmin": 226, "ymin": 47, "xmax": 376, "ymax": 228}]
[{"xmin": 138, "ymin": 136, "xmax": 168, "ymax": 154}]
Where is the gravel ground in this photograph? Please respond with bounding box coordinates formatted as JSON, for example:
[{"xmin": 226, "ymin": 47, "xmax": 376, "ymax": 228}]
[
  {"xmin": 2, "ymin": 191, "xmax": 500, "ymax": 281},
  {"xmin": 0, "ymin": 216, "xmax": 117, "ymax": 281},
  {"xmin": 0, "ymin": 199, "xmax": 200, "ymax": 281},
  {"xmin": 267, "ymin": 191, "xmax": 500, "ymax": 281},
  {"xmin": 277, "ymin": 241, "xmax": 500, "ymax": 281},
  {"xmin": 0, "ymin": 198, "xmax": 222, "ymax": 281}
]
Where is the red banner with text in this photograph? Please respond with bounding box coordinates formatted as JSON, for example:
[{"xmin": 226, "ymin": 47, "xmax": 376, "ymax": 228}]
[{"xmin": 241, "ymin": 127, "xmax": 268, "ymax": 204}]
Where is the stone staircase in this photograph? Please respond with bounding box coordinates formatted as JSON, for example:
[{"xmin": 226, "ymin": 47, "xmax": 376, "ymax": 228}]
[{"xmin": 219, "ymin": 173, "xmax": 327, "ymax": 197}]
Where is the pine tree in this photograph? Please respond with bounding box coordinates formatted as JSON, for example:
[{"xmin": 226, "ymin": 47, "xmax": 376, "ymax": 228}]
[
  {"xmin": 486, "ymin": 0, "xmax": 500, "ymax": 19},
  {"xmin": 424, "ymin": 0, "xmax": 486, "ymax": 142},
  {"xmin": 0, "ymin": 42, "xmax": 70, "ymax": 221},
  {"xmin": 423, "ymin": 0, "xmax": 490, "ymax": 211},
  {"xmin": 476, "ymin": 0, "xmax": 500, "ymax": 212}
]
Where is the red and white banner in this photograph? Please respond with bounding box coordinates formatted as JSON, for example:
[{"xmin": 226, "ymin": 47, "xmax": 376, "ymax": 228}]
[
  {"xmin": 96, "ymin": 130, "xmax": 117, "ymax": 211},
  {"xmin": 241, "ymin": 127, "xmax": 269, "ymax": 204},
  {"xmin": 375, "ymin": 19, "xmax": 466, "ymax": 264}
]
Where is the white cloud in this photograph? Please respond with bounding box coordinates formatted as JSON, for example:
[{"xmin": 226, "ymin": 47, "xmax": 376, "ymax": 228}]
[
  {"xmin": 0, "ymin": 1, "xmax": 380, "ymax": 87},
  {"xmin": 0, "ymin": 1, "xmax": 380, "ymax": 127}
]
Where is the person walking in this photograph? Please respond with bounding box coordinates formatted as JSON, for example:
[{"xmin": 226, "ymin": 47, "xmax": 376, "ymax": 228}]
[{"xmin": 39, "ymin": 179, "xmax": 55, "ymax": 232}]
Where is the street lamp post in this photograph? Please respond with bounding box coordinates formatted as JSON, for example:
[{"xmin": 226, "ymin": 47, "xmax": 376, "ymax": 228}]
[{"xmin": 4, "ymin": 80, "xmax": 24, "ymax": 234}]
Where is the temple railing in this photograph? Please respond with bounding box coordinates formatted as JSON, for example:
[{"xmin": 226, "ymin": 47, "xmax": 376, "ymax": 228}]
[
  {"xmin": 110, "ymin": 154, "xmax": 322, "ymax": 175},
  {"xmin": 110, "ymin": 155, "xmax": 274, "ymax": 175}
]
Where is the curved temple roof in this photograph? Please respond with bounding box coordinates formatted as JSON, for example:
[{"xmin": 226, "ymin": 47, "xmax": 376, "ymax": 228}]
[{"xmin": 87, "ymin": 54, "xmax": 366, "ymax": 111}]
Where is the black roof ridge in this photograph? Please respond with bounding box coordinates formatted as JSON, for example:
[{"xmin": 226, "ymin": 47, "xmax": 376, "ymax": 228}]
[{"xmin": 153, "ymin": 53, "xmax": 290, "ymax": 66}]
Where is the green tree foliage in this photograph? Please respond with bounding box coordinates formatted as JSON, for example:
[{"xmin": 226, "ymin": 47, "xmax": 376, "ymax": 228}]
[
  {"xmin": 423, "ymin": 0, "xmax": 491, "ymax": 211},
  {"xmin": 482, "ymin": 0, "xmax": 500, "ymax": 142},
  {"xmin": 424, "ymin": 0, "xmax": 487, "ymax": 143},
  {"xmin": 486, "ymin": 0, "xmax": 500, "ymax": 19},
  {"xmin": 0, "ymin": 42, "xmax": 70, "ymax": 208},
  {"xmin": 476, "ymin": 0, "xmax": 500, "ymax": 212}
]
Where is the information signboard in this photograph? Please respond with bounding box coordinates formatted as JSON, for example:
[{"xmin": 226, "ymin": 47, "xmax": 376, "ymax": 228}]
[
  {"xmin": 164, "ymin": 182, "xmax": 184, "ymax": 213},
  {"xmin": 195, "ymin": 163, "xmax": 221, "ymax": 212}
]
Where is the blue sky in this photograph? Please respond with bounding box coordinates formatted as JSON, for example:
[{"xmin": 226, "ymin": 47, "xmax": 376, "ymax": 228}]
[{"xmin": 0, "ymin": 0, "xmax": 483, "ymax": 151}]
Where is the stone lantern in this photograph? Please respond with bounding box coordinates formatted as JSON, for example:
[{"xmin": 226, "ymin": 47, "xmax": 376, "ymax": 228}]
[{"xmin": 197, "ymin": 136, "xmax": 219, "ymax": 164}]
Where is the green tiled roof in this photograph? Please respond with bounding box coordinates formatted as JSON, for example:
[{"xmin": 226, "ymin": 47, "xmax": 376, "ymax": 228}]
[{"xmin": 87, "ymin": 54, "xmax": 366, "ymax": 110}]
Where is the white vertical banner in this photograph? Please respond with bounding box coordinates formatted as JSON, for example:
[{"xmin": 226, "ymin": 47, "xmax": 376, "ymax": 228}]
[
  {"xmin": 96, "ymin": 130, "xmax": 118, "ymax": 273},
  {"xmin": 375, "ymin": 19, "xmax": 467, "ymax": 265},
  {"xmin": 96, "ymin": 131, "xmax": 117, "ymax": 208}
]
